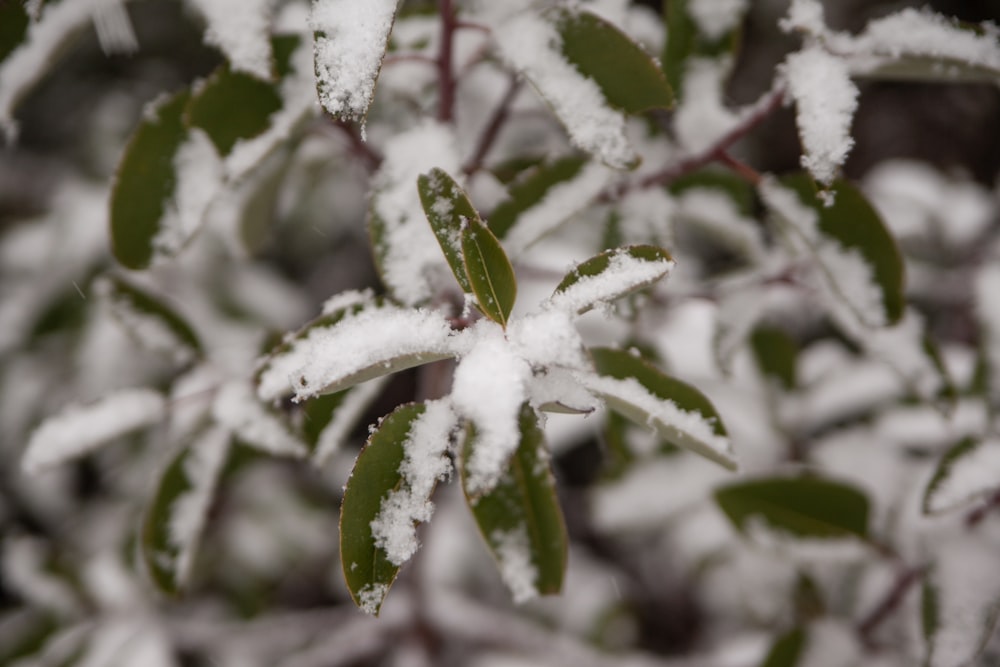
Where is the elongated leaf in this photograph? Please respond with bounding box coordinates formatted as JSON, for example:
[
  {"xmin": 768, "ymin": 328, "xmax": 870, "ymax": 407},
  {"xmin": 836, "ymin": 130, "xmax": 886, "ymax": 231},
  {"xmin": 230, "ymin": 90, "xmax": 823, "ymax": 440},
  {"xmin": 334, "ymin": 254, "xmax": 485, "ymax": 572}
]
[
  {"xmin": 110, "ymin": 90, "xmax": 191, "ymax": 269},
  {"xmin": 489, "ymin": 157, "xmax": 585, "ymax": 239},
  {"xmin": 923, "ymin": 437, "xmax": 1000, "ymax": 515},
  {"xmin": 663, "ymin": 0, "xmax": 744, "ymax": 100},
  {"xmin": 461, "ymin": 404, "xmax": 567, "ymax": 603},
  {"xmin": 142, "ymin": 427, "xmax": 230, "ymax": 594},
  {"xmin": 759, "ymin": 627, "xmax": 806, "ymax": 667},
  {"xmin": 784, "ymin": 175, "xmax": 905, "ymax": 326},
  {"xmin": 185, "ymin": 66, "xmax": 282, "ymax": 156},
  {"xmin": 256, "ymin": 295, "xmax": 457, "ymax": 401},
  {"xmin": 417, "ymin": 168, "xmax": 476, "ymax": 294},
  {"xmin": 714, "ymin": 476, "xmax": 870, "ymax": 539},
  {"xmin": 306, "ymin": 376, "xmax": 389, "ymax": 466},
  {"xmin": 341, "ymin": 402, "xmax": 455, "ymax": 615},
  {"xmin": 212, "ymin": 382, "xmax": 308, "ymax": 458},
  {"xmin": 549, "ymin": 245, "xmax": 674, "ymax": 314},
  {"xmin": 97, "ymin": 276, "xmax": 202, "ymax": 362},
  {"xmin": 553, "ymin": 8, "xmax": 673, "ymax": 112},
  {"xmin": 751, "ymin": 326, "xmax": 798, "ymax": 390},
  {"xmin": 462, "ymin": 217, "xmax": 517, "ymax": 328},
  {"xmin": 584, "ymin": 347, "xmax": 737, "ymax": 470},
  {"xmin": 312, "ymin": 0, "xmax": 398, "ymax": 122}
]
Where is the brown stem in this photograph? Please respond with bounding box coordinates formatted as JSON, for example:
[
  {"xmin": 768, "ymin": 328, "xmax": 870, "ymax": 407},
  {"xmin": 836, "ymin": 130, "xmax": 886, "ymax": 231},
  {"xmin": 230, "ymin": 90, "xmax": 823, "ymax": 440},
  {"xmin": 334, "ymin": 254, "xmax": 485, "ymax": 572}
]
[
  {"xmin": 717, "ymin": 150, "xmax": 762, "ymax": 185},
  {"xmin": 463, "ymin": 75, "xmax": 521, "ymax": 175},
  {"xmin": 965, "ymin": 487, "xmax": 1000, "ymax": 527},
  {"xmin": 330, "ymin": 119, "xmax": 383, "ymax": 171},
  {"xmin": 437, "ymin": 0, "xmax": 457, "ymax": 123},
  {"xmin": 383, "ymin": 53, "xmax": 438, "ymax": 67},
  {"xmin": 855, "ymin": 565, "xmax": 927, "ymax": 649}
]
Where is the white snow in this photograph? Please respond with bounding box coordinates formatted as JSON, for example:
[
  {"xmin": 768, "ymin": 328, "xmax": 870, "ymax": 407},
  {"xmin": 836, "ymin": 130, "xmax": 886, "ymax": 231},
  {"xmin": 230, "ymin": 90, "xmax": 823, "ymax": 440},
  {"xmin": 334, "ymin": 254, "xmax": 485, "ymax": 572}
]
[
  {"xmin": 212, "ymin": 382, "xmax": 307, "ymax": 458},
  {"xmin": 370, "ymin": 121, "xmax": 462, "ymax": 305},
  {"xmin": 313, "ymin": 376, "xmax": 389, "ymax": 466},
  {"xmin": 167, "ymin": 426, "xmax": 230, "ymax": 585},
  {"xmin": 673, "ymin": 58, "xmax": 739, "ymax": 155},
  {"xmin": 311, "ymin": 0, "xmax": 398, "ymax": 122},
  {"xmin": 500, "ymin": 161, "xmax": 612, "ymax": 255},
  {"xmin": 494, "ymin": 11, "xmax": 637, "ymax": 169},
  {"xmin": 783, "ymin": 45, "xmax": 858, "ymax": 185},
  {"xmin": 491, "ymin": 526, "xmax": 539, "ymax": 604},
  {"xmin": 357, "ymin": 582, "xmax": 390, "ymax": 615},
  {"xmin": 547, "ymin": 247, "xmax": 674, "ymax": 314},
  {"xmin": 370, "ymin": 400, "xmax": 456, "ymax": 565},
  {"xmin": 453, "ymin": 323, "xmax": 531, "ymax": 495},
  {"xmin": 92, "ymin": 0, "xmax": 138, "ymax": 55},
  {"xmin": 508, "ymin": 308, "xmax": 589, "ymax": 371},
  {"xmin": 187, "ymin": 0, "xmax": 274, "ymax": 80},
  {"xmin": 154, "ymin": 128, "xmax": 224, "ymax": 258},
  {"xmin": 22, "ymin": 388, "xmax": 166, "ymax": 474},
  {"xmin": 687, "ymin": 0, "xmax": 748, "ymax": 42},
  {"xmin": 257, "ymin": 302, "xmax": 459, "ymax": 402},
  {"xmin": 926, "ymin": 439, "xmax": 1000, "ymax": 514},
  {"xmin": 675, "ymin": 187, "xmax": 766, "ymax": 261}
]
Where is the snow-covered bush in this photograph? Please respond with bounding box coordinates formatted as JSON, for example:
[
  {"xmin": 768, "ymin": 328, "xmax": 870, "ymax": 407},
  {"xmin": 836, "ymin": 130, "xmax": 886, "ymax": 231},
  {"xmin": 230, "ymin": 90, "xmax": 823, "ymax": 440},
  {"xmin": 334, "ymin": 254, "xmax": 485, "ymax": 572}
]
[{"xmin": 2, "ymin": 0, "xmax": 1000, "ymax": 664}]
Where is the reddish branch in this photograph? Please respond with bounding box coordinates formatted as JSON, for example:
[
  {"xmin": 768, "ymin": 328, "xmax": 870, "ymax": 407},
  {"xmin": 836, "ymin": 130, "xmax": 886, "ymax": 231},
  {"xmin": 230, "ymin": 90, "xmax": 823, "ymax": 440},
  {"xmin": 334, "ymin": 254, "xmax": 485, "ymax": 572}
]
[
  {"xmin": 331, "ymin": 119, "xmax": 382, "ymax": 171},
  {"xmin": 855, "ymin": 565, "xmax": 927, "ymax": 649},
  {"xmin": 463, "ymin": 75, "xmax": 522, "ymax": 175},
  {"xmin": 437, "ymin": 0, "xmax": 458, "ymax": 123},
  {"xmin": 965, "ymin": 488, "xmax": 1000, "ymax": 527}
]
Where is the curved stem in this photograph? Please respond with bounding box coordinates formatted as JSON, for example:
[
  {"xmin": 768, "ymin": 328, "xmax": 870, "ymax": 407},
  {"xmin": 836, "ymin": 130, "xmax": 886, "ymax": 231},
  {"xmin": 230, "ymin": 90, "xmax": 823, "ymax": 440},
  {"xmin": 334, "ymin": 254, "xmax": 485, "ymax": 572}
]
[{"xmin": 437, "ymin": 0, "xmax": 457, "ymax": 123}]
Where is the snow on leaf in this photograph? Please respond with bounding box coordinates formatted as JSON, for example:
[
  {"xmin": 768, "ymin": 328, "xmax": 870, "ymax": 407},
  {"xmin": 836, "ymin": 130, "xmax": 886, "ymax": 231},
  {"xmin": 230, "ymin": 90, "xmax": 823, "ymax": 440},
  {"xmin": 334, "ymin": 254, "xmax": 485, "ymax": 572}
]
[
  {"xmin": 311, "ymin": 0, "xmax": 398, "ymax": 123},
  {"xmin": 186, "ymin": 0, "xmax": 274, "ymax": 80},
  {"xmin": 581, "ymin": 347, "xmax": 737, "ymax": 471},
  {"xmin": 153, "ymin": 128, "xmax": 224, "ymax": 257},
  {"xmin": 185, "ymin": 64, "xmax": 283, "ymax": 157},
  {"xmin": 783, "ymin": 45, "xmax": 858, "ymax": 185},
  {"xmin": 307, "ymin": 376, "xmax": 389, "ymax": 467},
  {"xmin": 256, "ymin": 299, "xmax": 459, "ymax": 402},
  {"xmin": 417, "ymin": 167, "xmax": 476, "ymax": 295},
  {"xmin": 673, "ymin": 57, "xmax": 739, "ymax": 155},
  {"xmin": 22, "ymin": 388, "xmax": 166, "ymax": 475},
  {"xmin": 142, "ymin": 426, "xmax": 230, "ymax": 594},
  {"xmin": 212, "ymin": 382, "xmax": 308, "ymax": 458},
  {"xmin": 494, "ymin": 10, "xmax": 638, "ymax": 170},
  {"xmin": 923, "ymin": 438, "xmax": 1000, "ymax": 515},
  {"xmin": 548, "ymin": 245, "xmax": 674, "ymax": 315},
  {"xmin": 369, "ymin": 121, "xmax": 462, "ymax": 305}
]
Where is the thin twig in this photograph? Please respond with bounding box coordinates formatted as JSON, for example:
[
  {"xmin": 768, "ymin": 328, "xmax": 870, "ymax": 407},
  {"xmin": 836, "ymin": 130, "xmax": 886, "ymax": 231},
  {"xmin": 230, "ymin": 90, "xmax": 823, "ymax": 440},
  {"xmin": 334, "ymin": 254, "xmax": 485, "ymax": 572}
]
[
  {"xmin": 330, "ymin": 119, "xmax": 383, "ymax": 171},
  {"xmin": 855, "ymin": 565, "xmax": 928, "ymax": 649},
  {"xmin": 965, "ymin": 488, "xmax": 1000, "ymax": 527},
  {"xmin": 437, "ymin": 0, "xmax": 457, "ymax": 123},
  {"xmin": 463, "ymin": 75, "xmax": 522, "ymax": 175}
]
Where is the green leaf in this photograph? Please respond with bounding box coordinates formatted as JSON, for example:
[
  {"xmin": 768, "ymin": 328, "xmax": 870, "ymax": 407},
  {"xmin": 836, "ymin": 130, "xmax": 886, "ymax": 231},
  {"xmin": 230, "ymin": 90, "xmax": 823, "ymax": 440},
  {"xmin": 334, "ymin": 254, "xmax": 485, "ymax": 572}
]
[
  {"xmin": 461, "ymin": 404, "xmax": 567, "ymax": 602},
  {"xmin": 340, "ymin": 403, "xmax": 437, "ymax": 616},
  {"xmin": 142, "ymin": 428, "xmax": 230, "ymax": 594},
  {"xmin": 922, "ymin": 437, "xmax": 1000, "ymax": 514},
  {"xmin": 670, "ymin": 168, "xmax": 755, "ymax": 216},
  {"xmin": 301, "ymin": 376, "xmax": 389, "ymax": 465},
  {"xmin": 489, "ymin": 155, "xmax": 587, "ymax": 240},
  {"xmin": 99, "ymin": 275, "xmax": 202, "ymax": 360},
  {"xmin": 185, "ymin": 66, "xmax": 282, "ymax": 156},
  {"xmin": 0, "ymin": 1, "xmax": 29, "ymax": 65},
  {"xmin": 550, "ymin": 245, "xmax": 673, "ymax": 314},
  {"xmin": 759, "ymin": 627, "xmax": 806, "ymax": 667},
  {"xmin": 462, "ymin": 217, "xmax": 517, "ymax": 327},
  {"xmin": 553, "ymin": 8, "xmax": 673, "ymax": 113},
  {"xmin": 750, "ymin": 326, "xmax": 798, "ymax": 390},
  {"xmin": 586, "ymin": 347, "xmax": 737, "ymax": 470},
  {"xmin": 784, "ymin": 175, "xmax": 906, "ymax": 326},
  {"xmin": 714, "ymin": 476, "xmax": 870, "ymax": 539},
  {"xmin": 110, "ymin": 89, "xmax": 191, "ymax": 269},
  {"xmin": 662, "ymin": 0, "xmax": 743, "ymax": 101},
  {"xmin": 922, "ymin": 578, "xmax": 938, "ymax": 665},
  {"xmin": 417, "ymin": 168, "xmax": 476, "ymax": 294}
]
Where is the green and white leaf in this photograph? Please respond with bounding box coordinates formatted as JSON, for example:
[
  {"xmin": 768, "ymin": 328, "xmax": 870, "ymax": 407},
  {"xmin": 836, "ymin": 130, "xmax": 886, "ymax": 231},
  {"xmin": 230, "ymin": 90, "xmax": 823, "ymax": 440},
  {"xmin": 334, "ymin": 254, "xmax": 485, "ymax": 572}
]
[
  {"xmin": 341, "ymin": 401, "xmax": 456, "ymax": 615},
  {"xmin": 923, "ymin": 437, "xmax": 1000, "ymax": 515},
  {"xmin": 211, "ymin": 382, "xmax": 308, "ymax": 458},
  {"xmin": 22, "ymin": 388, "xmax": 166, "ymax": 475},
  {"xmin": 417, "ymin": 167, "xmax": 476, "ymax": 294},
  {"xmin": 714, "ymin": 475, "xmax": 870, "ymax": 539},
  {"xmin": 662, "ymin": 0, "xmax": 746, "ymax": 100},
  {"xmin": 580, "ymin": 347, "xmax": 737, "ymax": 470},
  {"xmin": 461, "ymin": 404, "xmax": 567, "ymax": 603},
  {"xmin": 94, "ymin": 275, "xmax": 202, "ymax": 364},
  {"xmin": 548, "ymin": 245, "xmax": 674, "ymax": 314},
  {"xmin": 303, "ymin": 376, "xmax": 390, "ymax": 466},
  {"xmin": 493, "ymin": 158, "xmax": 612, "ymax": 254},
  {"xmin": 311, "ymin": 0, "xmax": 398, "ymax": 123},
  {"xmin": 462, "ymin": 217, "xmax": 517, "ymax": 327},
  {"xmin": 759, "ymin": 627, "xmax": 807, "ymax": 667},
  {"xmin": 186, "ymin": 0, "xmax": 274, "ymax": 79},
  {"xmin": 256, "ymin": 297, "xmax": 458, "ymax": 402},
  {"xmin": 142, "ymin": 426, "xmax": 230, "ymax": 594},
  {"xmin": 975, "ymin": 263, "xmax": 1000, "ymax": 406},
  {"xmin": 185, "ymin": 64, "xmax": 283, "ymax": 157}
]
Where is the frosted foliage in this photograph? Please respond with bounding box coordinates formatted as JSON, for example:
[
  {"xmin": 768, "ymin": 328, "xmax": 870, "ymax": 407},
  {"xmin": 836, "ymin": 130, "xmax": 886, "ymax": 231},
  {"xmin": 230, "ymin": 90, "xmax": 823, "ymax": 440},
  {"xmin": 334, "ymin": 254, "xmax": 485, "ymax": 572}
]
[
  {"xmin": 495, "ymin": 12, "xmax": 637, "ymax": 169},
  {"xmin": 674, "ymin": 58, "xmax": 738, "ymax": 154},
  {"xmin": 857, "ymin": 9, "xmax": 1000, "ymax": 71},
  {"xmin": 187, "ymin": 0, "xmax": 273, "ymax": 79},
  {"xmin": 784, "ymin": 46, "xmax": 858, "ymax": 185},
  {"xmin": 94, "ymin": 279, "xmax": 196, "ymax": 365},
  {"xmin": 976, "ymin": 264, "xmax": 1000, "ymax": 402},
  {"xmin": 547, "ymin": 250, "xmax": 674, "ymax": 314},
  {"xmin": 372, "ymin": 122, "xmax": 461, "ymax": 305},
  {"xmin": 798, "ymin": 620, "xmax": 861, "ymax": 667},
  {"xmin": 929, "ymin": 532, "xmax": 1000, "ymax": 667},
  {"xmin": 927, "ymin": 440, "xmax": 1000, "ymax": 514},
  {"xmin": 212, "ymin": 382, "xmax": 307, "ymax": 457},
  {"xmin": 23, "ymin": 389, "xmax": 166, "ymax": 474},
  {"xmin": 168, "ymin": 427, "xmax": 230, "ymax": 584},
  {"xmin": 256, "ymin": 304, "xmax": 458, "ymax": 402},
  {"xmin": 311, "ymin": 0, "xmax": 398, "ymax": 121},
  {"xmin": 358, "ymin": 583, "xmax": 389, "ymax": 616},
  {"xmin": 314, "ymin": 377, "xmax": 388, "ymax": 466},
  {"xmin": 492, "ymin": 526, "xmax": 539, "ymax": 604},
  {"xmin": 370, "ymin": 401, "xmax": 456, "ymax": 566},
  {"xmin": 453, "ymin": 325, "xmax": 530, "ymax": 494},
  {"xmin": 154, "ymin": 129, "xmax": 224, "ymax": 258},
  {"xmin": 508, "ymin": 309, "xmax": 588, "ymax": 371},
  {"xmin": 688, "ymin": 0, "xmax": 748, "ymax": 41},
  {"xmin": 502, "ymin": 161, "xmax": 612, "ymax": 254}
]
